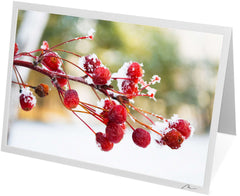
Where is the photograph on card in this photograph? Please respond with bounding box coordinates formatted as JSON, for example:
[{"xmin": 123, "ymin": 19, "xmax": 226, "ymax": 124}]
[{"xmin": 7, "ymin": 9, "xmax": 223, "ymax": 187}]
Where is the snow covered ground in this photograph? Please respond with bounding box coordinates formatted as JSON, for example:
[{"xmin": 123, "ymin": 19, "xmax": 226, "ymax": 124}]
[{"xmin": 8, "ymin": 120, "xmax": 209, "ymax": 186}]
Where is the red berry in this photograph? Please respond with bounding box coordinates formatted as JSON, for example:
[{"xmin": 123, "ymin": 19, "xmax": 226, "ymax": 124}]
[
  {"xmin": 19, "ymin": 89, "xmax": 36, "ymax": 111},
  {"xmin": 121, "ymin": 80, "xmax": 138, "ymax": 95},
  {"xmin": 169, "ymin": 119, "xmax": 191, "ymax": 139},
  {"xmin": 127, "ymin": 62, "xmax": 143, "ymax": 80},
  {"xmin": 106, "ymin": 122, "xmax": 124, "ymax": 143},
  {"xmin": 84, "ymin": 55, "xmax": 101, "ymax": 73},
  {"xmin": 42, "ymin": 52, "xmax": 62, "ymax": 71},
  {"xmin": 14, "ymin": 43, "xmax": 19, "ymax": 56},
  {"xmin": 101, "ymin": 100, "xmax": 116, "ymax": 123},
  {"xmin": 64, "ymin": 89, "xmax": 79, "ymax": 109},
  {"xmin": 96, "ymin": 132, "xmax": 114, "ymax": 151},
  {"xmin": 162, "ymin": 129, "xmax": 184, "ymax": 149},
  {"xmin": 92, "ymin": 67, "xmax": 111, "ymax": 85},
  {"xmin": 55, "ymin": 69, "xmax": 68, "ymax": 87},
  {"xmin": 132, "ymin": 128, "xmax": 151, "ymax": 148},
  {"xmin": 108, "ymin": 105, "xmax": 127, "ymax": 124}
]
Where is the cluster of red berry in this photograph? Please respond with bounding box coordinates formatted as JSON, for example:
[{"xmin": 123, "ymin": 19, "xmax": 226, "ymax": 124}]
[
  {"xmin": 155, "ymin": 118, "xmax": 192, "ymax": 149},
  {"xmin": 95, "ymin": 100, "xmax": 126, "ymax": 151},
  {"xmin": 40, "ymin": 41, "xmax": 68, "ymax": 87},
  {"xmin": 19, "ymin": 83, "xmax": 49, "ymax": 111},
  {"xmin": 95, "ymin": 99, "xmax": 153, "ymax": 151},
  {"xmin": 121, "ymin": 62, "xmax": 143, "ymax": 98},
  {"xmin": 112, "ymin": 61, "xmax": 160, "ymax": 100},
  {"xmin": 13, "ymin": 33, "xmax": 194, "ymax": 152},
  {"xmin": 80, "ymin": 54, "xmax": 111, "ymax": 85}
]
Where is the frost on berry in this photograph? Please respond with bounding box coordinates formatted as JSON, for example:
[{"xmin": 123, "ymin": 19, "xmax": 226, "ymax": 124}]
[
  {"xmin": 161, "ymin": 129, "xmax": 184, "ymax": 149},
  {"xmin": 55, "ymin": 69, "xmax": 68, "ymax": 87},
  {"xmin": 41, "ymin": 51, "xmax": 62, "ymax": 71},
  {"xmin": 121, "ymin": 80, "xmax": 138, "ymax": 96},
  {"xmin": 63, "ymin": 89, "xmax": 79, "ymax": 109},
  {"xmin": 96, "ymin": 132, "xmax": 114, "ymax": 151},
  {"xmin": 127, "ymin": 62, "xmax": 143, "ymax": 81},
  {"xmin": 106, "ymin": 122, "xmax": 124, "ymax": 143},
  {"xmin": 132, "ymin": 128, "xmax": 151, "ymax": 148},
  {"xmin": 14, "ymin": 43, "xmax": 19, "ymax": 56},
  {"xmin": 108, "ymin": 105, "xmax": 127, "ymax": 124},
  {"xmin": 112, "ymin": 61, "xmax": 138, "ymax": 92},
  {"xmin": 79, "ymin": 54, "xmax": 101, "ymax": 73},
  {"xmin": 112, "ymin": 61, "xmax": 160, "ymax": 100},
  {"xmin": 35, "ymin": 83, "xmax": 49, "ymax": 97},
  {"xmin": 19, "ymin": 87, "xmax": 36, "ymax": 111},
  {"xmin": 92, "ymin": 67, "xmax": 111, "ymax": 85}
]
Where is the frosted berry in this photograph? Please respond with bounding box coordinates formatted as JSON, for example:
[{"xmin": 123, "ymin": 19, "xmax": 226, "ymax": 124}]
[
  {"xmin": 108, "ymin": 105, "xmax": 127, "ymax": 124},
  {"xmin": 84, "ymin": 55, "xmax": 101, "ymax": 73},
  {"xmin": 106, "ymin": 122, "xmax": 124, "ymax": 143},
  {"xmin": 101, "ymin": 100, "xmax": 116, "ymax": 123},
  {"xmin": 14, "ymin": 43, "xmax": 19, "ymax": 56},
  {"xmin": 132, "ymin": 128, "xmax": 151, "ymax": 148},
  {"xmin": 55, "ymin": 69, "xmax": 68, "ymax": 87},
  {"xmin": 92, "ymin": 67, "xmax": 111, "ymax": 85},
  {"xmin": 162, "ymin": 129, "xmax": 184, "ymax": 149},
  {"xmin": 64, "ymin": 89, "xmax": 79, "ymax": 109},
  {"xmin": 169, "ymin": 119, "xmax": 191, "ymax": 139},
  {"xmin": 121, "ymin": 80, "xmax": 138, "ymax": 96},
  {"xmin": 96, "ymin": 132, "xmax": 114, "ymax": 151},
  {"xmin": 42, "ymin": 52, "xmax": 62, "ymax": 71},
  {"xmin": 35, "ymin": 83, "xmax": 49, "ymax": 97},
  {"xmin": 19, "ymin": 88, "xmax": 36, "ymax": 111},
  {"xmin": 127, "ymin": 62, "xmax": 143, "ymax": 81},
  {"xmin": 103, "ymin": 100, "xmax": 116, "ymax": 109}
]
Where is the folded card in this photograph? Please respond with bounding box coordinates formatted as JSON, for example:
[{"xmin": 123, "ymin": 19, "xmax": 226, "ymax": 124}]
[{"xmin": 1, "ymin": 2, "xmax": 235, "ymax": 194}]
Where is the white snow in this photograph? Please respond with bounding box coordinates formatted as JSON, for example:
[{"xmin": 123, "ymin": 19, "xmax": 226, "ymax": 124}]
[
  {"xmin": 87, "ymin": 28, "xmax": 95, "ymax": 38},
  {"xmin": 8, "ymin": 120, "xmax": 209, "ymax": 186},
  {"xmin": 168, "ymin": 114, "xmax": 180, "ymax": 125},
  {"xmin": 151, "ymin": 75, "xmax": 161, "ymax": 85},
  {"xmin": 151, "ymin": 120, "xmax": 170, "ymax": 136},
  {"xmin": 78, "ymin": 56, "xmax": 86, "ymax": 70},
  {"xmin": 88, "ymin": 53, "xmax": 98, "ymax": 63},
  {"xmin": 85, "ymin": 76, "xmax": 94, "ymax": 85},
  {"xmin": 112, "ymin": 61, "xmax": 132, "ymax": 92}
]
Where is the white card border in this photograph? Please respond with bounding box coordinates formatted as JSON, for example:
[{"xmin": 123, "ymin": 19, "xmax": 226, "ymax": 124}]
[{"xmin": 1, "ymin": 1, "xmax": 232, "ymax": 194}]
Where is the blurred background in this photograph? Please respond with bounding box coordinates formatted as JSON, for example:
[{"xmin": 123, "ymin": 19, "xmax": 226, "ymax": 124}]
[{"xmin": 8, "ymin": 10, "xmax": 223, "ymax": 186}]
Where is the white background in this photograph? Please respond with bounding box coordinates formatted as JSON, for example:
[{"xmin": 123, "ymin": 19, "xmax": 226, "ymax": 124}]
[{"xmin": 0, "ymin": 0, "xmax": 239, "ymax": 195}]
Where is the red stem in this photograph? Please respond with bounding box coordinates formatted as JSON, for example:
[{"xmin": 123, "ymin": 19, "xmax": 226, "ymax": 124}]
[
  {"xmin": 50, "ymin": 36, "xmax": 92, "ymax": 50},
  {"xmin": 72, "ymin": 111, "xmax": 96, "ymax": 134},
  {"xmin": 129, "ymin": 104, "xmax": 155, "ymax": 125},
  {"xmin": 52, "ymin": 48, "xmax": 82, "ymax": 58}
]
